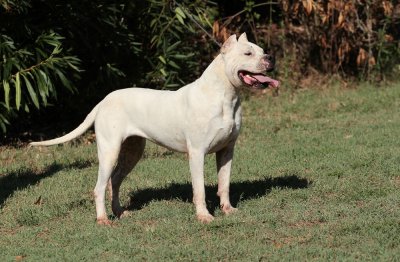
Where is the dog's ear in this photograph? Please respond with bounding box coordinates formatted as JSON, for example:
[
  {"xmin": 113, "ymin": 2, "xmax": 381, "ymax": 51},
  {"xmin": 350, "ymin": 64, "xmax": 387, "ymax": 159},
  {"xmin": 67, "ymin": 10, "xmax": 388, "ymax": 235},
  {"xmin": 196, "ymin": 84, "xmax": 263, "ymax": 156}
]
[
  {"xmin": 221, "ymin": 34, "xmax": 237, "ymax": 54},
  {"xmin": 238, "ymin": 32, "xmax": 248, "ymax": 43}
]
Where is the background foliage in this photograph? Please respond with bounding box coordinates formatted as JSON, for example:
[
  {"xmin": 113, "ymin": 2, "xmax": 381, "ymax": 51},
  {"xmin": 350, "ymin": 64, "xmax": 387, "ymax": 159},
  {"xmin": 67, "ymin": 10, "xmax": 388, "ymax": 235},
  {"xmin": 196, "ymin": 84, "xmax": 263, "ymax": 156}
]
[
  {"xmin": 0, "ymin": 0, "xmax": 399, "ymax": 136},
  {"xmin": 1, "ymin": 83, "xmax": 400, "ymax": 260}
]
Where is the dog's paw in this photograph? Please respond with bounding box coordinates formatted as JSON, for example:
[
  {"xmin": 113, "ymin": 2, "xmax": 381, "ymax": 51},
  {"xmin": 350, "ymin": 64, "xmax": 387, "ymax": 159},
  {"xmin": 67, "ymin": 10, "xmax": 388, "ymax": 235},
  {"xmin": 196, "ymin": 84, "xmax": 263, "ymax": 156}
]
[
  {"xmin": 113, "ymin": 208, "xmax": 130, "ymax": 219},
  {"xmin": 197, "ymin": 213, "xmax": 215, "ymax": 223},
  {"xmin": 118, "ymin": 210, "xmax": 132, "ymax": 219},
  {"xmin": 96, "ymin": 218, "xmax": 113, "ymax": 226},
  {"xmin": 221, "ymin": 205, "xmax": 238, "ymax": 215}
]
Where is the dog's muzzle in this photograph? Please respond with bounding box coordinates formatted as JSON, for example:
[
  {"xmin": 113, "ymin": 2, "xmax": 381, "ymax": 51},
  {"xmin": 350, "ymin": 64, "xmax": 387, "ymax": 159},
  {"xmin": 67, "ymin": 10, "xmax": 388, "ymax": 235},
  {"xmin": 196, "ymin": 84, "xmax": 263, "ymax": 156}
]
[
  {"xmin": 238, "ymin": 54, "xmax": 279, "ymax": 89},
  {"xmin": 262, "ymin": 54, "xmax": 275, "ymax": 72}
]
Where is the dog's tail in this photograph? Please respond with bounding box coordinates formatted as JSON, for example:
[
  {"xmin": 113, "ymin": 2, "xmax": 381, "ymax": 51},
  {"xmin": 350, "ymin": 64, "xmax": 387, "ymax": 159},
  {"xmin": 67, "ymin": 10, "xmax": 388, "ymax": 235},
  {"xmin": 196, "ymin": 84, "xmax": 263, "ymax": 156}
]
[{"xmin": 30, "ymin": 104, "xmax": 99, "ymax": 147}]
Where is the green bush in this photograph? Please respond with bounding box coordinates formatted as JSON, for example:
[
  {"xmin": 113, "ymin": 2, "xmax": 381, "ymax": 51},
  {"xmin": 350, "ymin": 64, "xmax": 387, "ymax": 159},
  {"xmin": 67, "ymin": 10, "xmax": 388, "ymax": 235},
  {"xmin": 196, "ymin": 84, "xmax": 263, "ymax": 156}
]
[
  {"xmin": 0, "ymin": 0, "xmax": 83, "ymax": 132},
  {"xmin": 0, "ymin": 32, "xmax": 81, "ymax": 132},
  {"xmin": 0, "ymin": 0, "xmax": 218, "ymax": 133},
  {"xmin": 1, "ymin": 0, "xmax": 399, "ymax": 134},
  {"xmin": 141, "ymin": 0, "xmax": 218, "ymax": 89}
]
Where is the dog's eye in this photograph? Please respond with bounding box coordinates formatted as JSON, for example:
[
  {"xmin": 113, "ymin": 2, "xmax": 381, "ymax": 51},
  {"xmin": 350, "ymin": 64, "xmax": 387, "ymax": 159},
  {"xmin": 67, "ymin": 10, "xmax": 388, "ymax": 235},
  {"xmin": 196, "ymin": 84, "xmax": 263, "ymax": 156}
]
[{"xmin": 244, "ymin": 51, "xmax": 252, "ymax": 56}]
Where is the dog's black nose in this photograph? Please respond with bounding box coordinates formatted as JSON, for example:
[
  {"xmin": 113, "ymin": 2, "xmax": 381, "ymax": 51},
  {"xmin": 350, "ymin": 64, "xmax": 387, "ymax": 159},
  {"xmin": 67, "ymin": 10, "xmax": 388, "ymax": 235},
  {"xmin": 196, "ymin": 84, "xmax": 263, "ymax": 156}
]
[
  {"xmin": 262, "ymin": 54, "xmax": 275, "ymax": 72},
  {"xmin": 264, "ymin": 54, "xmax": 275, "ymax": 64}
]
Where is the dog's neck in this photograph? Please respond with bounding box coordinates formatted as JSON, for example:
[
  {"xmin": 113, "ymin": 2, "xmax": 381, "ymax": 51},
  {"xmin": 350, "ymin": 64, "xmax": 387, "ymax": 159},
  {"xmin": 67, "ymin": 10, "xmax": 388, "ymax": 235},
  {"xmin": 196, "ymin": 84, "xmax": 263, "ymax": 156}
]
[
  {"xmin": 196, "ymin": 54, "xmax": 240, "ymax": 122},
  {"xmin": 199, "ymin": 54, "xmax": 238, "ymax": 101}
]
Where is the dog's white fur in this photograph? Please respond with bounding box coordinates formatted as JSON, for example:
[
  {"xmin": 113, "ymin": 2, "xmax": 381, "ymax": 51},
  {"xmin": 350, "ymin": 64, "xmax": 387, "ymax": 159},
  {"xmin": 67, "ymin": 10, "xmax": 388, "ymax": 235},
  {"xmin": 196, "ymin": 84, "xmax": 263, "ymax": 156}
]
[{"xmin": 30, "ymin": 33, "xmax": 274, "ymax": 224}]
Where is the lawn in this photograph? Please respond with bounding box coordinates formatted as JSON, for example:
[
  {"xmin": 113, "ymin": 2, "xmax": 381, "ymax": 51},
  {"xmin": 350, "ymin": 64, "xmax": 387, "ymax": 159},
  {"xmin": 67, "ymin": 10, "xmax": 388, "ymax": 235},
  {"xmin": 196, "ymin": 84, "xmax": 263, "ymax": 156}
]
[{"xmin": 1, "ymin": 83, "xmax": 400, "ymax": 260}]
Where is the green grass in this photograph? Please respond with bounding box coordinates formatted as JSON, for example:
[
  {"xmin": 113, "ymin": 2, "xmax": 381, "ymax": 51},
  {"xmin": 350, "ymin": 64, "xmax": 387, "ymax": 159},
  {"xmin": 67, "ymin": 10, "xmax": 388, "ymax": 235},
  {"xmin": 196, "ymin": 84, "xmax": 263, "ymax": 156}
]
[{"xmin": 1, "ymin": 83, "xmax": 400, "ymax": 261}]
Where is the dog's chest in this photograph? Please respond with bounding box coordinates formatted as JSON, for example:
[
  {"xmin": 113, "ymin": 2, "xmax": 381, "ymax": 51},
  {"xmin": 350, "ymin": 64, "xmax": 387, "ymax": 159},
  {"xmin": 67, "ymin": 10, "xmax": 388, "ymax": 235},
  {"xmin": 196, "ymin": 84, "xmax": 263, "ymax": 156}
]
[{"xmin": 206, "ymin": 101, "xmax": 241, "ymax": 152}]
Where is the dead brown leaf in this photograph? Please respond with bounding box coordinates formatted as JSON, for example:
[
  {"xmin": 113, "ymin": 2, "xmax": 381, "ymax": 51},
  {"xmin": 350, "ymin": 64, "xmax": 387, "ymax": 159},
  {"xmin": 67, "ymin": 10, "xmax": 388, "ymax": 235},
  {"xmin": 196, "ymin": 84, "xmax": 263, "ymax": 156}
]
[
  {"xmin": 16, "ymin": 255, "xmax": 26, "ymax": 261},
  {"xmin": 34, "ymin": 196, "xmax": 43, "ymax": 205},
  {"xmin": 302, "ymin": 0, "xmax": 313, "ymax": 15},
  {"xmin": 357, "ymin": 48, "xmax": 368, "ymax": 66},
  {"xmin": 383, "ymin": 1, "xmax": 393, "ymax": 16}
]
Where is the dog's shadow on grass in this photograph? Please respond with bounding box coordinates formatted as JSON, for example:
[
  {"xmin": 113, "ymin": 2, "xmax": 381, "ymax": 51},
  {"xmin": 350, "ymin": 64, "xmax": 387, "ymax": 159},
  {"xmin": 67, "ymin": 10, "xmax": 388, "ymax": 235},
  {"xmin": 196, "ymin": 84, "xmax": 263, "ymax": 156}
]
[
  {"xmin": 0, "ymin": 160, "xmax": 92, "ymax": 207},
  {"xmin": 127, "ymin": 175, "xmax": 311, "ymax": 214}
]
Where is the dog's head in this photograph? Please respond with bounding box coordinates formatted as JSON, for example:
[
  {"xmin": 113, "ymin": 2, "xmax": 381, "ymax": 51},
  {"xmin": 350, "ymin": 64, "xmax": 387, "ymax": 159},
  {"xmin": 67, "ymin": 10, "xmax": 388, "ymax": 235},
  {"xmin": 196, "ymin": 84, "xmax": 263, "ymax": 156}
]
[{"xmin": 221, "ymin": 33, "xmax": 279, "ymax": 89}]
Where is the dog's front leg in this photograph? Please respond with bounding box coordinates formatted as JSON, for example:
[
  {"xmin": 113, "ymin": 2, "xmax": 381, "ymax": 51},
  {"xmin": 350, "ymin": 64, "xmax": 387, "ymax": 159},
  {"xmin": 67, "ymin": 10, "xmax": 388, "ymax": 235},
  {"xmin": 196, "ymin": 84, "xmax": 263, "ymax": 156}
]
[
  {"xmin": 189, "ymin": 150, "xmax": 214, "ymax": 223},
  {"xmin": 216, "ymin": 145, "xmax": 237, "ymax": 215}
]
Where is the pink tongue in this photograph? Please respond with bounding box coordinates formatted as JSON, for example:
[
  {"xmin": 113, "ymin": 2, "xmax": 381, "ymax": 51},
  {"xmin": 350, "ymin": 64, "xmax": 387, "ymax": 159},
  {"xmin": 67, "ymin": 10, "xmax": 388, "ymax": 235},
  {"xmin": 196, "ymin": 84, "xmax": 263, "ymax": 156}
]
[
  {"xmin": 242, "ymin": 74, "xmax": 256, "ymax": 85},
  {"xmin": 252, "ymin": 74, "xmax": 280, "ymax": 88}
]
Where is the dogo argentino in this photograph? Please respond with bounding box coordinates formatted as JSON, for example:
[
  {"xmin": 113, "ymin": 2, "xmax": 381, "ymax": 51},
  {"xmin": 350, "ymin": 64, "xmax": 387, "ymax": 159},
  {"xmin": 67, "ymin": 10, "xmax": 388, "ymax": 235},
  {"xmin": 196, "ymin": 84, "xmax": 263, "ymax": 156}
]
[{"xmin": 30, "ymin": 33, "xmax": 279, "ymax": 224}]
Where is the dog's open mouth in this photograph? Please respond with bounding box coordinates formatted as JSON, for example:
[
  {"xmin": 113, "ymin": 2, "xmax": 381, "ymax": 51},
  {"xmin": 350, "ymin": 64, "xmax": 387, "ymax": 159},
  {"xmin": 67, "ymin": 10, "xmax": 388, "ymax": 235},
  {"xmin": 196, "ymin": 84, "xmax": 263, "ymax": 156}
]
[{"xmin": 239, "ymin": 71, "xmax": 280, "ymax": 89}]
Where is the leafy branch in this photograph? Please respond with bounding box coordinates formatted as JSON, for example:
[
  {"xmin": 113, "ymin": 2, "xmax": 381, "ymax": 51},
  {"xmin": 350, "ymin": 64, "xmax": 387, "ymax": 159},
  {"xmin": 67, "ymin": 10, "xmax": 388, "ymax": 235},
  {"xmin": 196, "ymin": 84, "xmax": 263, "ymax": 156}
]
[{"xmin": 0, "ymin": 32, "xmax": 81, "ymax": 132}]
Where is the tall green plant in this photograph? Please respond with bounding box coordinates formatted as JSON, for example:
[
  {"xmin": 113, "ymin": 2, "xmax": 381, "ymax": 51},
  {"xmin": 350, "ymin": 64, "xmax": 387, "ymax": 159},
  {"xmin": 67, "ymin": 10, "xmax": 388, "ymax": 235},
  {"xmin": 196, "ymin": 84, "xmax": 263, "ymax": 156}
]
[
  {"xmin": 0, "ymin": 1, "xmax": 82, "ymax": 133},
  {"xmin": 143, "ymin": 0, "xmax": 218, "ymax": 89}
]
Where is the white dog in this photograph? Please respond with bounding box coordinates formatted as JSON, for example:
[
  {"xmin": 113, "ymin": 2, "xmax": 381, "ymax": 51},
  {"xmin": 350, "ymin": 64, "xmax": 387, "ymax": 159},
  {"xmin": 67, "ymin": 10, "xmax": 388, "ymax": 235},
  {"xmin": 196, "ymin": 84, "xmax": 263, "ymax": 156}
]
[{"xmin": 30, "ymin": 33, "xmax": 279, "ymax": 224}]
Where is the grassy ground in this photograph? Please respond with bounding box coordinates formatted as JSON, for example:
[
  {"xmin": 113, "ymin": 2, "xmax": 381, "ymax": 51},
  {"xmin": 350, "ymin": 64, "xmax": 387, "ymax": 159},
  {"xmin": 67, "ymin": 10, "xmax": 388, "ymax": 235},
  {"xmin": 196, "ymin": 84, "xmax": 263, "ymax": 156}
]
[{"xmin": 1, "ymin": 83, "xmax": 400, "ymax": 261}]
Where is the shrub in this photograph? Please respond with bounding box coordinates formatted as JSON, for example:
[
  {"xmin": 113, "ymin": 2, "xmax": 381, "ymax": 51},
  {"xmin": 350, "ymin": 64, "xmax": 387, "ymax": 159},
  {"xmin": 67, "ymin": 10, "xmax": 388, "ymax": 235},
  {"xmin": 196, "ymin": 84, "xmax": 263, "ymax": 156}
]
[
  {"xmin": 0, "ymin": 0, "xmax": 218, "ymax": 133},
  {"xmin": 214, "ymin": 0, "xmax": 400, "ymax": 83},
  {"xmin": 1, "ymin": 0, "xmax": 399, "ymax": 135},
  {"xmin": 0, "ymin": 1, "xmax": 82, "ymax": 132}
]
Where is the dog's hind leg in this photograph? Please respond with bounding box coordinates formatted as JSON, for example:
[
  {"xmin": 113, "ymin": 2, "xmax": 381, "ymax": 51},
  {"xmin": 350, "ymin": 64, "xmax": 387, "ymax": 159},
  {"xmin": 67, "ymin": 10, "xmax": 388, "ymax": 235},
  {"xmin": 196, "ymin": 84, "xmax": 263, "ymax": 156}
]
[
  {"xmin": 94, "ymin": 136, "xmax": 122, "ymax": 225},
  {"xmin": 109, "ymin": 136, "xmax": 146, "ymax": 218}
]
